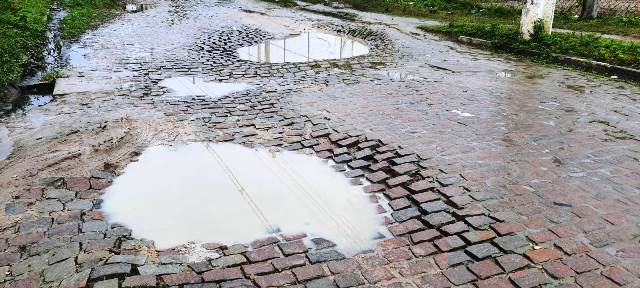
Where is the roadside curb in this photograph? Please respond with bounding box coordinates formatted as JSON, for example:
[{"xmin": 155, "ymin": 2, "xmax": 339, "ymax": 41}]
[{"xmin": 456, "ymin": 35, "xmax": 640, "ymax": 82}]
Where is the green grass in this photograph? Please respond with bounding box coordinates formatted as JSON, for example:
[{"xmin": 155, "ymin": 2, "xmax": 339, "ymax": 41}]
[
  {"xmin": 60, "ymin": 0, "xmax": 120, "ymax": 40},
  {"xmin": 420, "ymin": 21, "xmax": 640, "ymax": 69},
  {"xmin": 554, "ymin": 14, "xmax": 640, "ymax": 37},
  {"xmin": 0, "ymin": 0, "xmax": 53, "ymax": 89},
  {"xmin": 309, "ymin": 0, "xmax": 639, "ymax": 37},
  {"xmin": 41, "ymin": 69, "xmax": 62, "ymax": 82}
]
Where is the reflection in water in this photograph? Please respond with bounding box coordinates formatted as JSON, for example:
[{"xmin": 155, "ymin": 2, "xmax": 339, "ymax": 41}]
[
  {"xmin": 0, "ymin": 126, "xmax": 12, "ymax": 161},
  {"xmin": 159, "ymin": 77, "xmax": 252, "ymax": 99},
  {"xmin": 237, "ymin": 32, "xmax": 370, "ymax": 63},
  {"xmin": 101, "ymin": 143, "xmax": 386, "ymax": 255}
]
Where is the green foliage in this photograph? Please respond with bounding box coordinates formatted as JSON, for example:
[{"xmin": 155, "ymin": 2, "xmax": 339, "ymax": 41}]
[
  {"xmin": 41, "ymin": 69, "xmax": 62, "ymax": 82},
  {"xmin": 60, "ymin": 0, "xmax": 120, "ymax": 40},
  {"xmin": 0, "ymin": 0, "xmax": 53, "ymax": 88},
  {"xmin": 555, "ymin": 13, "xmax": 640, "ymax": 36},
  {"xmin": 420, "ymin": 21, "xmax": 640, "ymax": 69}
]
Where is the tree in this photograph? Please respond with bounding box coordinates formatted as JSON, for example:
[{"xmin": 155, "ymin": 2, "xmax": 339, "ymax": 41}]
[
  {"xmin": 520, "ymin": 0, "xmax": 557, "ymax": 39},
  {"xmin": 581, "ymin": 0, "xmax": 599, "ymax": 18}
]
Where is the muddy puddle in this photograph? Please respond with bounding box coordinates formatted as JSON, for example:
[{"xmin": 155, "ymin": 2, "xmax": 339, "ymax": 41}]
[
  {"xmin": 101, "ymin": 143, "xmax": 387, "ymax": 255},
  {"xmin": 237, "ymin": 32, "xmax": 369, "ymax": 63},
  {"xmin": 159, "ymin": 77, "xmax": 252, "ymax": 99},
  {"xmin": 0, "ymin": 126, "xmax": 12, "ymax": 161}
]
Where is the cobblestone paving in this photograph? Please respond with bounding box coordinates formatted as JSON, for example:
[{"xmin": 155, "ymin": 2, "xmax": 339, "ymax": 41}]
[{"xmin": 1, "ymin": 0, "xmax": 640, "ymax": 287}]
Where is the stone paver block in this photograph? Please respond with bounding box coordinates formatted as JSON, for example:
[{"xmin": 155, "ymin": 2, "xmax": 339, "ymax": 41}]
[
  {"xmin": 470, "ymin": 259, "xmax": 503, "ymax": 279},
  {"xmin": 542, "ymin": 260, "xmax": 575, "ymax": 279},
  {"xmin": 203, "ymin": 267, "xmax": 243, "ymax": 282},
  {"xmin": 362, "ymin": 266, "xmax": 395, "ymax": 284},
  {"xmin": 524, "ymin": 248, "xmax": 562, "ymax": 264},
  {"xmin": 442, "ymin": 266, "xmax": 476, "ymax": 285},
  {"xmin": 496, "ymin": 254, "xmax": 530, "ymax": 272},
  {"xmin": 434, "ymin": 235, "xmax": 465, "ymax": 251},
  {"xmin": 279, "ymin": 240, "xmax": 308, "ymax": 255},
  {"xmin": 122, "ymin": 275, "xmax": 157, "ymax": 287},
  {"xmin": 306, "ymin": 277, "xmax": 338, "ymax": 288},
  {"xmin": 293, "ymin": 264, "xmax": 327, "ymax": 281},
  {"xmin": 90, "ymin": 263, "xmax": 132, "ymax": 279},
  {"xmin": 510, "ymin": 268, "xmax": 551, "ymax": 288},
  {"xmin": 161, "ymin": 272, "xmax": 202, "ymax": 286},
  {"xmin": 246, "ymin": 245, "xmax": 281, "ymax": 262},
  {"xmin": 335, "ymin": 272, "xmax": 366, "ymax": 288},
  {"xmin": 466, "ymin": 243, "xmax": 502, "ymax": 259},
  {"xmin": 255, "ymin": 271, "xmax": 296, "ymax": 287}
]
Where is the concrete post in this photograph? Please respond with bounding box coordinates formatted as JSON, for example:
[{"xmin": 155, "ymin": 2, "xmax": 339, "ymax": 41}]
[
  {"xmin": 581, "ymin": 0, "xmax": 599, "ymax": 18},
  {"xmin": 520, "ymin": 0, "xmax": 557, "ymax": 39}
]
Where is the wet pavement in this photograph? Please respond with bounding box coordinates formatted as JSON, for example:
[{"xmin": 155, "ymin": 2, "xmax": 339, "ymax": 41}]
[{"xmin": 0, "ymin": 0, "xmax": 639, "ymax": 287}]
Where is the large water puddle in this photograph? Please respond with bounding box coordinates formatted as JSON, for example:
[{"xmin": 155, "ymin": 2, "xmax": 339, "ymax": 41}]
[
  {"xmin": 0, "ymin": 126, "xmax": 12, "ymax": 161},
  {"xmin": 237, "ymin": 32, "xmax": 369, "ymax": 63},
  {"xmin": 101, "ymin": 143, "xmax": 386, "ymax": 255},
  {"xmin": 159, "ymin": 77, "xmax": 252, "ymax": 99}
]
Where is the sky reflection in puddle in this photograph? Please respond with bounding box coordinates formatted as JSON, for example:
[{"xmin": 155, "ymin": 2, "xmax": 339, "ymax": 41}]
[
  {"xmin": 0, "ymin": 126, "xmax": 12, "ymax": 161},
  {"xmin": 101, "ymin": 143, "xmax": 387, "ymax": 255},
  {"xmin": 237, "ymin": 32, "xmax": 369, "ymax": 63},
  {"xmin": 159, "ymin": 77, "xmax": 252, "ymax": 99}
]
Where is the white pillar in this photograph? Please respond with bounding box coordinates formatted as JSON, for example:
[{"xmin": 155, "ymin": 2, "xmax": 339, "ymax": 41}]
[{"xmin": 520, "ymin": 0, "xmax": 557, "ymax": 39}]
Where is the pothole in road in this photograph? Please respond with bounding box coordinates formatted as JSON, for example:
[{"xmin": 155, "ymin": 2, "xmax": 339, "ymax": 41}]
[
  {"xmin": 101, "ymin": 142, "xmax": 388, "ymax": 256},
  {"xmin": 159, "ymin": 77, "xmax": 252, "ymax": 99},
  {"xmin": 237, "ymin": 32, "xmax": 370, "ymax": 63}
]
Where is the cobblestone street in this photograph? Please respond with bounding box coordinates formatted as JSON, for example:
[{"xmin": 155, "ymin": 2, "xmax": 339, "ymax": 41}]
[{"xmin": 0, "ymin": 0, "xmax": 639, "ymax": 287}]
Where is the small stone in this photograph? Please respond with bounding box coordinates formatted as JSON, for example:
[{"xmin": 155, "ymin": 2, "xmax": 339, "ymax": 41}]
[{"xmin": 306, "ymin": 277, "xmax": 338, "ymax": 288}]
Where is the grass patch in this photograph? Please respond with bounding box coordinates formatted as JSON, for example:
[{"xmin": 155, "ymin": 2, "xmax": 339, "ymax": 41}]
[
  {"xmin": 259, "ymin": 0, "xmax": 299, "ymax": 8},
  {"xmin": 554, "ymin": 14, "xmax": 640, "ymax": 37},
  {"xmin": 60, "ymin": 0, "xmax": 120, "ymax": 40},
  {"xmin": 41, "ymin": 69, "xmax": 62, "ymax": 82},
  {"xmin": 309, "ymin": 0, "xmax": 639, "ymax": 37},
  {"xmin": 0, "ymin": 0, "xmax": 53, "ymax": 89},
  {"xmin": 420, "ymin": 21, "xmax": 640, "ymax": 69},
  {"xmin": 300, "ymin": 7, "xmax": 359, "ymax": 21}
]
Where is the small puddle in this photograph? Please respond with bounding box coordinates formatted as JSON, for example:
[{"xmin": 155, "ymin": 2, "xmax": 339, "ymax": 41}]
[
  {"xmin": 159, "ymin": 77, "xmax": 252, "ymax": 99},
  {"xmin": 0, "ymin": 126, "xmax": 12, "ymax": 161},
  {"xmin": 237, "ymin": 32, "xmax": 370, "ymax": 63},
  {"xmin": 11, "ymin": 95, "xmax": 54, "ymax": 113},
  {"xmin": 101, "ymin": 143, "xmax": 386, "ymax": 255}
]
